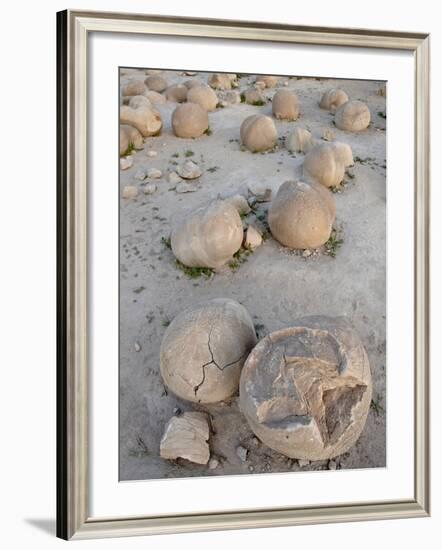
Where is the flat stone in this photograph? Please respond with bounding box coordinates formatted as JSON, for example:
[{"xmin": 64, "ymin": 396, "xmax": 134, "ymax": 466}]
[
  {"xmin": 236, "ymin": 445, "xmax": 248, "ymax": 462},
  {"xmin": 177, "ymin": 160, "xmax": 202, "ymax": 180},
  {"xmin": 122, "ymin": 185, "xmax": 138, "ymax": 199},
  {"xmin": 147, "ymin": 168, "xmax": 162, "ymax": 179},
  {"xmin": 120, "ymin": 157, "xmax": 133, "ymax": 170},
  {"xmin": 176, "ymin": 182, "xmax": 198, "ymax": 194},
  {"xmin": 244, "ymin": 225, "xmax": 262, "ymax": 249},
  {"xmin": 160, "ymin": 412, "xmax": 210, "ymax": 465},
  {"xmin": 143, "ymin": 183, "xmax": 157, "ymax": 194}
]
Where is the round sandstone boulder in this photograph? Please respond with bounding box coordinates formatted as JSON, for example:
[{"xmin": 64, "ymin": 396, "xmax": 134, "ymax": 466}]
[
  {"xmin": 120, "ymin": 105, "xmax": 163, "ymax": 137},
  {"xmin": 319, "ymin": 88, "xmax": 349, "ymax": 113},
  {"xmin": 239, "ymin": 316, "xmax": 372, "ymax": 460},
  {"xmin": 161, "ymin": 298, "xmax": 258, "ymax": 403},
  {"xmin": 268, "ymin": 180, "xmax": 336, "ymax": 249},
  {"xmin": 334, "ymin": 100, "xmax": 371, "ymax": 131},
  {"xmin": 208, "ymin": 73, "xmax": 232, "ymax": 90},
  {"xmin": 286, "ymin": 127, "xmax": 316, "ymax": 153},
  {"xmin": 171, "ymin": 102, "xmax": 209, "ymax": 138},
  {"xmin": 144, "ymin": 74, "xmax": 168, "ymax": 93},
  {"xmin": 303, "ymin": 142, "xmax": 353, "ymax": 189},
  {"xmin": 240, "ymin": 114, "xmax": 277, "ymax": 153},
  {"xmin": 243, "ymin": 88, "xmax": 266, "ymax": 105},
  {"xmin": 171, "ymin": 199, "xmax": 243, "ymax": 268},
  {"xmin": 272, "ymin": 89, "xmax": 299, "ymax": 121},
  {"xmin": 187, "ymin": 86, "xmax": 218, "ymax": 112},
  {"xmin": 122, "ymin": 80, "xmax": 146, "ymax": 97},
  {"xmin": 145, "ymin": 90, "xmax": 167, "ymax": 105},
  {"xmin": 128, "ymin": 95, "xmax": 151, "ymax": 110},
  {"xmin": 120, "ymin": 124, "xmax": 144, "ymax": 151},
  {"xmin": 165, "ymin": 84, "xmax": 188, "ymax": 103}
]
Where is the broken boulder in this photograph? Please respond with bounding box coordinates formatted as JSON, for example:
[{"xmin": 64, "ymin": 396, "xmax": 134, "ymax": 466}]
[{"xmin": 160, "ymin": 412, "xmax": 210, "ymax": 465}]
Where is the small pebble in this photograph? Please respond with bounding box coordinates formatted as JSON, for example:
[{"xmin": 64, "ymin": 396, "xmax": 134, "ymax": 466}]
[
  {"xmin": 168, "ymin": 171, "xmax": 182, "ymax": 185},
  {"xmin": 244, "ymin": 225, "xmax": 262, "ymax": 249},
  {"xmin": 134, "ymin": 341, "xmax": 141, "ymax": 352},
  {"xmin": 176, "ymin": 182, "xmax": 198, "ymax": 194},
  {"xmin": 120, "ymin": 157, "xmax": 133, "ymax": 170},
  {"xmin": 328, "ymin": 460, "xmax": 337, "ymax": 470},
  {"xmin": 147, "ymin": 168, "xmax": 162, "ymax": 179},
  {"xmin": 146, "ymin": 150, "xmax": 157, "ymax": 157},
  {"xmin": 248, "ymin": 465, "xmax": 255, "ymax": 473},
  {"xmin": 177, "ymin": 160, "xmax": 202, "ymax": 180},
  {"xmin": 208, "ymin": 458, "xmax": 219, "ymax": 470},
  {"xmin": 236, "ymin": 445, "xmax": 248, "ymax": 462},
  {"xmin": 298, "ymin": 459, "xmax": 310, "ymax": 467},
  {"xmin": 143, "ymin": 183, "xmax": 157, "ymax": 195},
  {"xmin": 122, "ymin": 185, "xmax": 138, "ymax": 199},
  {"xmin": 134, "ymin": 169, "xmax": 147, "ymax": 181},
  {"xmin": 173, "ymin": 406, "xmax": 182, "ymax": 416},
  {"xmin": 302, "ymin": 249, "xmax": 312, "ymax": 258}
]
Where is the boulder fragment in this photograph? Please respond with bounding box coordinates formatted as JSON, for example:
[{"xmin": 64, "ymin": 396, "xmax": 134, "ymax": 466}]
[{"xmin": 160, "ymin": 412, "xmax": 210, "ymax": 465}]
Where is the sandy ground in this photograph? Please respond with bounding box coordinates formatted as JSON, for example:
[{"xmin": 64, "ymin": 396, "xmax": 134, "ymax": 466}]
[{"xmin": 119, "ymin": 69, "xmax": 386, "ymax": 481}]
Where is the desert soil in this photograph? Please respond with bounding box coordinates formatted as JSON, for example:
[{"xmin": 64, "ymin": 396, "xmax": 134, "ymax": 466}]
[{"xmin": 119, "ymin": 69, "xmax": 386, "ymax": 480}]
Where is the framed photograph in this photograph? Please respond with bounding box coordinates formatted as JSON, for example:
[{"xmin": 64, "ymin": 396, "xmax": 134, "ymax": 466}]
[{"xmin": 57, "ymin": 9, "xmax": 430, "ymax": 540}]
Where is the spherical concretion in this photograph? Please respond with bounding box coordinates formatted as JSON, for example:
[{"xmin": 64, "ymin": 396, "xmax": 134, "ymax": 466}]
[
  {"xmin": 128, "ymin": 95, "xmax": 151, "ymax": 110},
  {"xmin": 183, "ymin": 78, "xmax": 205, "ymax": 90},
  {"xmin": 187, "ymin": 86, "xmax": 218, "ymax": 112},
  {"xmin": 286, "ymin": 127, "xmax": 316, "ymax": 154},
  {"xmin": 240, "ymin": 114, "xmax": 278, "ymax": 153},
  {"xmin": 171, "ymin": 199, "xmax": 244, "ymax": 268},
  {"xmin": 208, "ymin": 73, "xmax": 232, "ymax": 90},
  {"xmin": 122, "ymin": 79, "xmax": 146, "ymax": 96},
  {"xmin": 165, "ymin": 84, "xmax": 188, "ymax": 103},
  {"xmin": 120, "ymin": 105, "xmax": 163, "ymax": 137},
  {"xmin": 239, "ymin": 316, "xmax": 372, "ymax": 460},
  {"xmin": 243, "ymin": 88, "xmax": 266, "ymax": 105},
  {"xmin": 268, "ymin": 180, "xmax": 336, "ymax": 249},
  {"xmin": 272, "ymin": 89, "xmax": 300, "ymax": 121},
  {"xmin": 171, "ymin": 102, "xmax": 209, "ymax": 138},
  {"xmin": 334, "ymin": 100, "xmax": 371, "ymax": 132},
  {"xmin": 144, "ymin": 74, "xmax": 168, "ymax": 93},
  {"xmin": 256, "ymin": 75, "xmax": 279, "ymax": 88},
  {"xmin": 319, "ymin": 88, "xmax": 349, "ymax": 113},
  {"xmin": 160, "ymin": 298, "xmax": 258, "ymax": 403},
  {"xmin": 144, "ymin": 90, "xmax": 166, "ymax": 105},
  {"xmin": 120, "ymin": 124, "xmax": 144, "ymax": 150},
  {"xmin": 303, "ymin": 142, "xmax": 354, "ymax": 189}
]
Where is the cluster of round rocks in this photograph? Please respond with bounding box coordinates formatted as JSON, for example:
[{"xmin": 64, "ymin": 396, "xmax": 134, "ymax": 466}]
[
  {"xmin": 119, "ymin": 72, "xmax": 376, "ymax": 467},
  {"xmin": 159, "ymin": 298, "xmax": 372, "ymax": 465}
]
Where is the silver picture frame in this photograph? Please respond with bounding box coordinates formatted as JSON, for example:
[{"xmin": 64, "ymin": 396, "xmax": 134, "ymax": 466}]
[{"xmin": 56, "ymin": 9, "xmax": 430, "ymax": 540}]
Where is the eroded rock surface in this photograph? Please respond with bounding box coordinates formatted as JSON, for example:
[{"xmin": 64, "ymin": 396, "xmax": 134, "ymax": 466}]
[
  {"xmin": 239, "ymin": 316, "xmax": 372, "ymax": 460},
  {"xmin": 160, "ymin": 412, "xmax": 210, "ymax": 464},
  {"xmin": 160, "ymin": 298, "xmax": 257, "ymax": 404}
]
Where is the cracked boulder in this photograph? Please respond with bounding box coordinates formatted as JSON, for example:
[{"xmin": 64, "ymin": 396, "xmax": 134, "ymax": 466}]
[
  {"xmin": 303, "ymin": 142, "xmax": 354, "ymax": 189},
  {"xmin": 334, "ymin": 100, "xmax": 371, "ymax": 132},
  {"xmin": 171, "ymin": 199, "xmax": 243, "ymax": 268},
  {"xmin": 272, "ymin": 89, "xmax": 300, "ymax": 121},
  {"xmin": 319, "ymin": 88, "xmax": 349, "ymax": 113},
  {"xmin": 239, "ymin": 316, "xmax": 372, "ymax": 460},
  {"xmin": 171, "ymin": 103, "xmax": 209, "ymax": 138},
  {"xmin": 160, "ymin": 412, "xmax": 210, "ymax": 464},
  {"xmin": 160, "ymin": 298, "xmax": 257, "ymax": 404},
  {"xmin": 240, "ymin": 114, "xmax": 278, "ymax": 153},
  {"xmin": 268, "ymin": 180, "xmax": 336, "ymax": 249}
]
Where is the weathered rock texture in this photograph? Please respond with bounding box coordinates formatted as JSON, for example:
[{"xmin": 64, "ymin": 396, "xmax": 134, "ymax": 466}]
[
  {"xmin": 160, "ymin": 412, "xmax": 210, "ymax": 464},
  {"xmin": 144, "ymin": 74, "xmax": 168, "ymax": 93},
  {"xmin": 319, "ymin": 88, "xmax": 349, "ymax": 113},
  {"xmin": 286, "ymin": 127, "xmax": 316, "ymax": 154},
  {"xmin": 187, "ymin": 86, "xmax": 218, "ymax": 112},
  {"xmin": 303, "ymin": 142, "xmax": 354, "ymax": 189},
  {"xmin": 120, "ymin": 105, "xmax": 163, "ymax": 137},
  {"xmin": 208, "ymin": 73, "xmax": 232, "ymax": 90},
  {"xmin": 165, "ymin": 84, "xmax": 188, "ymax": 103},
  {"xmin": 239, "ymin": 316, "xmax": 372, "ymax": 460},
  {"xmin": 240, "ymin": 114, "xmax": 277, "ymax": 153},
  {"xmin": 334, "ymin": 100, "xmax": 371, "ymax": 132},
  {"xmin": 160, "ymin": 298, "xmax": 257, "ymax": 403},
  {"xmin": 171, "ymin": 103, "xmax": 209, "ymax": 138},
  {"xmin": 171, "ymin": 200, "xmax": 243, "ymax": 268},
  {"xmin": 268, "ymin": 180, "xmax": 336, "ymax": 249},
  {"xmin": 272, "ymin": 89, "xmax": 300, "ymax": 121}
]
